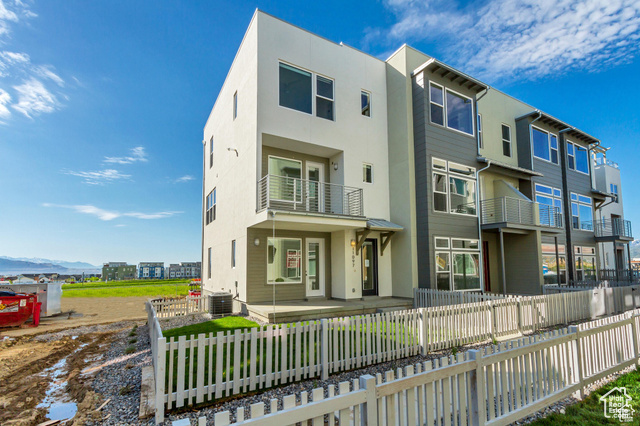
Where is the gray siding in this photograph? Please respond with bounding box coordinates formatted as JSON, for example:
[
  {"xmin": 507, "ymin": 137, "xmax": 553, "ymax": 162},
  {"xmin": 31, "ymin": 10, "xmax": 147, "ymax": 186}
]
[
  {"xmin": 515, "ymin": 119, "xmax": 532, "ymax": 171},
  {"xmin": 246, "ymin": 228, "xmax": 331, "ymax": 303}
]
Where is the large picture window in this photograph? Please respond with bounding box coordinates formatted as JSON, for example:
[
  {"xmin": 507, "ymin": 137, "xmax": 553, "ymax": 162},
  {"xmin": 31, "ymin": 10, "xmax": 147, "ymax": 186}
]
[
  {"xmin": 267, "ymin": 238, "xmax": 302, "ymax": 284},
  {"xmin": 429, "ymin": 83, "xmax": 474, "ymax": 136},
  {"xmin": 535, "ymin": 184, "xmax": 562, "ymax": 227},
  {"xmin": 432, "ymin": 158, "xmax": 476, "ymax": 216},
  {"xmin": 575, "ymin": 246, "xmax": 596, "ymax": 281},
  {"xmin": 532, "ymin": 127, "xmax": 558, "ymax": 164},
  {"xmin": 571, "ymin": 193, "xmax": 593, "ymax": 231},
  {"xmin": 567, "ymin": 141, "xmax": 589, "ymax": 174},
  {"xmin": 268, "ymin": 156, "xmax": 302, "ymax": 202},
  {"xmin": 541, "ymin": 243, "xmax": 566, "ymax": 284},
  {"xmin": 279, "ymin": 63, "xmax": 312, "ymax": 114},
  {"xmin": 435, "ymin": 237, "xmax": 481, "ymax": 291}
]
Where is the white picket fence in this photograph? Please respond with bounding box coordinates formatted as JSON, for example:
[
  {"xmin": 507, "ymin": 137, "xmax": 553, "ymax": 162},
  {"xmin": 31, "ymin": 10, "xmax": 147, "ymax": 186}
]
[
  {"xmin": 176, "ymin": 310, "xmax": 640, "ymax": 426},
  {"xmin": 413, "ymin": 288, "xmax": 507, "ymax": 308},
  {"xmin": 150, "ymin": 295, "xmax": 209, "ymax": 319}
]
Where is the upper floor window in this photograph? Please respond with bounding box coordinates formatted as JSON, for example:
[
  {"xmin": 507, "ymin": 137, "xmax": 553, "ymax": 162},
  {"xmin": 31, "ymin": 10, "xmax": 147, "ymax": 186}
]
[
  {"xmin": 268, "ymin": 156, "xmax": 302, "ymax": 202},
  {"xmin": 209, "ymin": 136, "xmax": 213, "ymax": 168},
  {"xmin": 432, "ymin": 158, "xmax": 476, "ymax": 216},
  {"xmin": 535, "ymin": 183, "xmax": 562, "ymax": 226},
  {"xmin": 231, "ymin": 240, "xmax": 236, "ymax": 268},
  {"xmin": 610, "ymin": 184, "xmax": 619, "ymax": 203},
  {"xmin": 316, "ymin": 76, "xmax": 334, "ymax": 120},
  {"xmin": 501, "ymin": 124, "xmax": 512, "ymax": 157},
  {"xmin": 278, "ymin": 62, "xmax": 334, "ymax": 121},
  {"xmin": 363, "ymin": 163, "xmax": 373, "ymax": 183},
  {"xmin": 532, "ymin": 127, "xmax": 558, "ymax": 164},
  {"xmin": 206, "ymin": 188, "xmax": 216, "ymax": 224},
  {"xmin": 429, "ymin": 83, "xmax": 474, "ymax": 136},
  {"xmin": 477, "ymin": 114, "xmax": 483, "ymax": 149},
  {"xmin": 361, "ymin": 90, "xmax": 371, "ymax": 117},
  {"xmin": 233, "ymin": 91, "xmax": 238, "ymax": 119},
  {"xmin": 571, "ymin": 193, "xmax": 593, "ymax": 231},
  {"xmin": 567, "ymin": 141, "xmax": 589, "ymax": 174}
]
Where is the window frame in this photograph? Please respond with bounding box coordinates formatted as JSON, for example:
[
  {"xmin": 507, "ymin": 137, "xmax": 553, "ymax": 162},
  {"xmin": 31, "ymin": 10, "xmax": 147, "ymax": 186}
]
[
  {"xmin": 361, "ymin": 90, "xmax": 371, "ymax": 117},
  {"xmin": 278, "ymin": 61, "xmax": 313, "ymax": 116},
  {"xmin": 362, "ymin": 163, "xmax": 373, "ymax": 184},
  {"xmin": 233, "ymin": 91, "xmax": 237, "ymax": 120},
  {"xmin": 531, "ymin": 125, "xmax": 559, "ymax": 165},
  {"xmin": 434, "ymin": 236, "xmax": 481, "ymax": 291},
  {"xmin": 266, "ymin": 237, "xmax": 303, "ymax": 285},
  {"xmin": 477, "ymin": 113, "xmax": 483, "ymax": 149},
  {"xmin": 231, "ymin": 240, "xmax": 236, "ymax": 268},
  {"xmin": 209, "ymin": 136, "xmax": 213, "ymax": 169},
  {"xmin": 431, "ymin": 157, "xmax": 477, "ymax": 217},
  {"xmin": 208, "ymin": 247, "xmax": 212, "ymax": 279},
  {"xmin": 570, "ymin": 192, "xmax": 593, "ymax": 231},
  {"xmin": 429, "ymin": 82, "xmax": 445, "ymax": 127},
  {"xmin": 206, "ymin": 188, "xmax": 216, "ymax": 225},
  {"xmin": 574, "ymin": 143, "xmax": 589, "ymax": 175},
  {"xmin": 610, "ymin": 184, "xmax": 619, "ymax": 203},
  {"xmin": 267, "ymin": 155, "xmax": 303, "ymax": 204},
  {"xmin": 315, "ymin": 74, "xmax": 335, "ymax": 121},
  {"xmin": 501, "ymin": 123, "xmax": 512, "ymax": 157},
  {"xmin": 567, "ymin": 142, "xmax": 575, "ymax": 170},
  {"xmin": 535, "ymin": 183, "xmax": 563, "ymax": 226},
  {"xmin": 444, "ymin": 86, "xmax": 475, "ymax": 137}
]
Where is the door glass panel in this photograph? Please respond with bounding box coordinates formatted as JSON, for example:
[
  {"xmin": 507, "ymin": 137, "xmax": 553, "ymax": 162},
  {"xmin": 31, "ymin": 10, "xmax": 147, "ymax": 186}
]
[
  {"xmin": 308, "ymin": 242, "xmax": 319, "ymax": 291},
  {"xmin": 307, "ymin": 166, "xmax": 320, "ymax": 212},
  {"xmin": 362, "ymin": 242, "xmax": 374, "ymax": 292}
]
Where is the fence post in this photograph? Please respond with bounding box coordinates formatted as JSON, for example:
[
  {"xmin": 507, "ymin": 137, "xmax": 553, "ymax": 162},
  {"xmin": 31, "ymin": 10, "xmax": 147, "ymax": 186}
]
[
  {"xmin": 320, "ymin": 318, "xmax": 329, "ymax": 380},
  {"xmin": 418, "ymin": 308, "xmax": 428, "ymax": 355},
  {"xmin": 562, "ymin": 292, "xmax": 568, "ymax": 325},
  {"xmin": 630, "ymin": 313, "xmax": 639, "ymax": 365},
  {"xmin": 516, "ymin": 297, "xmax": 522, "ymax": 335},
  {"xmin": 359, "ymin": 375, "xmax": 378, "ymax": 426},
  {"xmin": 468, "ymin": 350, "xmax": 486, "ymax": 426},
  {"xmin": 488, "ymin": 301, "xmax": 496, "ymax": 342},
  {"xmin": 568, "ymin": 326, "xmax": 584, "ymax": 400},
  {"xmin": 155, "ymin": 337, "xmax": 166, "ymax": 424}
]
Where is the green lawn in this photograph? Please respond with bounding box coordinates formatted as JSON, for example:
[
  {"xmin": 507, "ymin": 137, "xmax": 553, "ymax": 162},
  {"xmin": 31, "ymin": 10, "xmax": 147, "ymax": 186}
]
[
  {"xmin": 62, "ymin": 278, "xmax": 190, "ymax": 289},
  {"xmin": 62, "ymin": 284, "xmax": 190, "ymax": 298},
  {"xmin": 529, "ymin": 368, "xmax": 640, "ymax": 425},
  {"xmin": 163, "ymin": 317, "xmax": 259, "ymax": 339}
]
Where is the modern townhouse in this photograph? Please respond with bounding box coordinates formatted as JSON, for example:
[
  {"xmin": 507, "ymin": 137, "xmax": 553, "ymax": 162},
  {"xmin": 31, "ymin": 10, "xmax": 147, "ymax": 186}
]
[
  {"xmin": 202, "ymin": 11, "xmax": 633, "ymax": 316},
  {"xmin": 138, "ymin": 262, "xmax": 164, "ymax": 279},
  {"xmin": 166, "ymin": 262, "xmax": 201, "ymax": 279},
  {"xmin": 101, "ymin": 262, "xmax": 136, "ymax": 281}
]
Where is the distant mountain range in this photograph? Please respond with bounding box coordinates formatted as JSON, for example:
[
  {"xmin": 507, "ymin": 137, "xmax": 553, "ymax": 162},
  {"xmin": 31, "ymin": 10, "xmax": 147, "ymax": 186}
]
[{"xmin": 0, "ymin": 256, "xmax": 101, "ymax": 276}]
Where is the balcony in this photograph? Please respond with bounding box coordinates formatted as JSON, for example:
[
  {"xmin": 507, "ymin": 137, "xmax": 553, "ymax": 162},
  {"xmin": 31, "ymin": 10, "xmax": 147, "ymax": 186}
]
[
  {"xmin": 591, "ymin": 218, "xmax": 633, "ymax": 241},
  {"xmin": 257, "ymin": 174, "xmax": 364, "ymax": 217},
  {"xmin": 480, "ymin": 197, "xmax": 563, "ymax": 230}
]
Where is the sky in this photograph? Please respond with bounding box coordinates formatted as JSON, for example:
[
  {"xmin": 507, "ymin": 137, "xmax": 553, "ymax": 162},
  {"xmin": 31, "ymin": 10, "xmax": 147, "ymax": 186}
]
[{"xmin": 1, "ymin": 0, "xmax": 639, "ymax": 266}]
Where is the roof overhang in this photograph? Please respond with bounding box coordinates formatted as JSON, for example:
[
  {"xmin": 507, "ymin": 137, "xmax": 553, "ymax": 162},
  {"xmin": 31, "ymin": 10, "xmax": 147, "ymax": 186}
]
[
  {"xmin": 412, "ymin": 59, "xmax": 488, "ymax": 93},
  {"xmin": 516, "ymin": 110, "xmax": 601, "ymax": 146},
  {"xmin": 476, "ymin": 157, "xmax": 543, "ymax": 178},
  {"xmin": 366, "ymin": 218, "xmax": 403, "ymax": 232}
]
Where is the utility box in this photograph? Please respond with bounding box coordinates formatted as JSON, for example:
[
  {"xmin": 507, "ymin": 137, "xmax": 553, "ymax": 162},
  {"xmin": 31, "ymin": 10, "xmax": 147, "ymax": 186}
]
[{"xmin": 208, "ymin": 292, "xmax": 233, "ymax": 317}]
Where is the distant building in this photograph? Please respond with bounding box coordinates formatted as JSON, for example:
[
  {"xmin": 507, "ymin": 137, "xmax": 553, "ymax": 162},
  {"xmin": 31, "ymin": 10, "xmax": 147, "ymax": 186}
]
[
  {"xmin": 138, "ymin": 262, "xmax": 164, "ymax": 279},
  {"xmin": 102, "ymin": 262, "xmax": 137, "ymax": 281},
  {"xmin": 166, "ymin": 262, "xmax": 201, "ymax": 279}
]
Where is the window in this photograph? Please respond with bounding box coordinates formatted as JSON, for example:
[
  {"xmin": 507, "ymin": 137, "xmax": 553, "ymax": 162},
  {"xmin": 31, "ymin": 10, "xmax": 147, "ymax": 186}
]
[
  {"xmin": 231, "ymin": 240, "xmax": 236, "ymax": 268},
  {"xmin": 233, "ymin": 91, "xmax": 238, "ymax": 119},
  {"xmin": 575, "ymin": 246, "xmax": 596, "ymax": 281},
  {"xmin": 316, "ymin": 75, "xmax": 334, "ymax": 120},
  {"xmin": 431, "ymin": 158, "xmax": 476, "ymax": 216},
  {"xmin": 208, "ymin": 247, "xmax": 211, "ymax": 279},
  {"xmin": 502, "ymin": 124, "xmax": 511, "ymax": 157},
  {"xmin": 567, "ymin": 141, "xmax": 588, "ymax": 174},
  {"xmin": 206, "ymin": 188, "xmax": 216, "ymax": 224},
  {"xmin": 477, "ymin": 114, "xmax": 483, "ymax": 149},
  {"xmin": 610, "ymin": 184, "xmax": 619, "ymax": 203},
  {"xmin": 268, "ymin": 156, "xmax": 302, "ymax": 202},
  {"xmin": 532, "ymin": 127, "xmax": 558, "ymax": 164},
  {"xmin": 571, "ymin": 193, "xmax": 593, "ymax": 231},
  {"xmin": 361, "ymin": 91, "xmax": 371, "ymax": 117},
  {"xmin": 209, "ymin": 136, "xmax": 213, "ymax": 168},
  {"xmin": 267, "ymin": 238, "xmax": 302, "ymax": 284},
  {"xmin": 435, "ymin": 237, "xmax": 481, "ymax": 291},
  {"xmin": 279, "ymin": 63, "xmax": 312, "ymax": 114},
  {"xmin": 429, "ymin": 83, "xmax": 444, "ymax": 126},
  {"xmin": 363, "ymin": 163, "xmax": 373, "ymax": 183},
  {"xmin": 567, "ymin": 142, "xmax": 575, "ymax": 170},
  {"xmin": 542, "ymin": 243, "xmax": 566, "ymax": 284},
  {"xmin": 535, "ymin": 184, "xmax": 562, "ymax": 227},
  {"xmin": 446, "ymin": 90, "xmax": 473, "ymax": 135}
]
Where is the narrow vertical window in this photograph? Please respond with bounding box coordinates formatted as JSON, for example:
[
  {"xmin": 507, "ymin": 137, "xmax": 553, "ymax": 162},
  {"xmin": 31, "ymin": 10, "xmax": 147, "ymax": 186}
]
[
  {"xmin": 550, "ymin": 134, "xmax": 558, "ymax": 164},
  {"xmin": 212, "ymin": 188, "xmax": 216, "ymax": 221},
  {"xmin": 316, "ymin": 76, "xmax": 334, "ymax": 120},
  {"xmin": 477, "ymin": 114, "xmax": 483, "ymax": 149},
  {"xmin": 231, "ymin": 240, "xmax": 236, "ymax": 268},
  {"xmin": 361, "ymin": 90, "xmax": 371, "ymax": 117},
  {"xmin": 363, "ymin": 163, "xmax": 373, "ymax": 183},
  {"xmin": 567, "ymin": 142, "xmax": 575, "ymax": 170},
  {"xmin": 208, "ymin": 247, "xmax": 212, "ymax": 279},
  {"xmin": 429, "ymin": 83, "xmax": 444, "ymax": 126},
  {"xmin": 501, "ymin": 124, "xmax": 511, "ymax": 157},
  {"xmin": 209, "ymin": 136, "xmax": 214, "ymax": 168},
  {"xmin": 233, "ymin": 91, "xmax": 238, "ymax": 119}
]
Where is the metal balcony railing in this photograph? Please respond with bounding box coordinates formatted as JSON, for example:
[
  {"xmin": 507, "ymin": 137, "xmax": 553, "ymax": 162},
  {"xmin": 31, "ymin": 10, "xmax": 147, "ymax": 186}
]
[
  {"xmin": 257, "ymin": 174, "xmax": 364, "ymax": 217},
  {"xmin": 480, "ymin": 197, "xmax": 563, "ymax": 228},
  {"xmin": 590, "ymin": 218, "xmax": 633, "ymax": 239}
]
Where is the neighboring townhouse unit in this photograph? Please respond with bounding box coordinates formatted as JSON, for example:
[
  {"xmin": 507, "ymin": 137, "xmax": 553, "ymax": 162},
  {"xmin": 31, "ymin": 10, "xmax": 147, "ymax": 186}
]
[
  {"xmin": 166, "ymin": 262, "xmax": 201, "ymax": 279},
  {"xmin": 202, "ymin": 10, "xmax": 632, "ymax": 312},
  {"xmin": 101, "ymin": 262, "xmax": 137, "ymax": 281},
  {"xmin": 138, "ymin": 262, "xmax": 164, "ymax": 279},
  {"xmin": 593, "ymin": 154, "xmax": 633, "ymax": 278}
]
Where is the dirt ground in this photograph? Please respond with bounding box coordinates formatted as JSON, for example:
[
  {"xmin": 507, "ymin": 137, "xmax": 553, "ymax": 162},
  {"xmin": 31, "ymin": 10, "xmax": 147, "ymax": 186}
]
[
  {"xmin": 0, "ymin": 325, "xmax": 128, "ymax": 425},
  {"xmin": 0, "ymin": 296, "xmax": 149, "ymax": 338}
]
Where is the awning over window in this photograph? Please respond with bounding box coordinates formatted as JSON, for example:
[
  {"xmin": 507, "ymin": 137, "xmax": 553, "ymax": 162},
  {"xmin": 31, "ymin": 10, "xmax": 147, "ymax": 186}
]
[
  {"xmin": 366, "ymin": 219, "xmax": 404, "ymax": 232},
  {"xmin": 355, "ymin": 219, "xmax": 403, "ymax": 256}
]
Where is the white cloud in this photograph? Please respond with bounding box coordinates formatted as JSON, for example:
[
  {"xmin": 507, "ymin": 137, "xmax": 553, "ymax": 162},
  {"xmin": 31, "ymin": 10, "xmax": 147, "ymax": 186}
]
[
  {"xmin": 0, "ymin": 1, "xmax": 18, "ymax": 22},
  {"xmin": 12, "ymin": 78, "xmax": 59, "ymax": 118},
  {"xmin": 43, "ymin": 203, "xmax": 182, "ymax": 221},
  {"xmin": 373, "ymin": 0, "xmax": 640, "ymax": 81},
  {"xmin": 35, "ymin": 65, "xmax": 64, "ymax": 87},
  {"xmin": 175, "ymin": 175, "xmax": 195, "ymax": 183},
  {"xmin": 63, "ymin": 168, "xmax": 131, "ymax": 185},
  {"xmin": 0, "ymin": 88, "xmax": 10, "ymax": 119},
  {"xmin": 104, "ymin": 147, "xmax": 148, "ymax": 164}
]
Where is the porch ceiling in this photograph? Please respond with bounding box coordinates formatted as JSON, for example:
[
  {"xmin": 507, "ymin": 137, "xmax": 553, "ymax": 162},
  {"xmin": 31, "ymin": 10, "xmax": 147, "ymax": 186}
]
[{"xmin": 251, "ymin": 210, "xmax": 367, "ymax": 232}]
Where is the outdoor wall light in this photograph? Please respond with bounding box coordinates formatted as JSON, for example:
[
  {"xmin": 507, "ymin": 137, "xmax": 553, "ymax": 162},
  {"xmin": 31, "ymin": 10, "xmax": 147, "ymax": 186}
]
[
  {"xmin": 350, "ymin": 239, "xmax": 356, "ymax": 248},
  {"xmin": 254, "ymin": 238, "xmax": 260, "ymax": 246},
  {"xmin": 333, "ymin": 162, "xmax": 339, "ymax": 171}
]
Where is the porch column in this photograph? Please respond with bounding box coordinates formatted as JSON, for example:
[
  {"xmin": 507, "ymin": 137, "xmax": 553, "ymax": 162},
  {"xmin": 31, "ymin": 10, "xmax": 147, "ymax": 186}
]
[
  {"xmin": 628, "ymin": 243, "xmax": 633, "ymax": 279},
  {"xmin": 554, "ymin": 236, "xmax": 560, "ymax": 285},
  {"xmin": 499, "ymin": 228, "xmax": 507, "ymax": 295},
  {"xmin": 615, "ymin": 241, "xmax": 620, "ymax": 282}
]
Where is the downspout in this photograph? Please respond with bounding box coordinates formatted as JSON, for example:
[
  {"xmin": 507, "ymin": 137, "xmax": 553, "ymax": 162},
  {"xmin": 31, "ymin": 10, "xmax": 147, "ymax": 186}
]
[{"xmin": 476, "ymin": 160, "xmax": 492, "ymax": 294}]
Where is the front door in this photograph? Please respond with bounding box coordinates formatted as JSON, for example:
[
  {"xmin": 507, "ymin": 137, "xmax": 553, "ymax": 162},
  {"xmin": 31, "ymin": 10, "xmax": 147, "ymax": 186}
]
[
  {"xmin": 306, "ymin": 238, "xmax": 325, "ymax": 297},
  {"xmin": 361, "ymin": 239, "xmax": 378, "ymax": 296},
  {"xmin": 306, "ymin": 162, "xmax": 324, "ymax": 213}
]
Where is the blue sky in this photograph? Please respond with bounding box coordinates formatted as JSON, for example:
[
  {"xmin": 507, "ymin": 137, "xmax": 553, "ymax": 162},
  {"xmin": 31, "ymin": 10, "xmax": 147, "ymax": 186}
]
[{"xmin": 1, "ymin": 0, "xmax": 639, "ymax": 266}]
